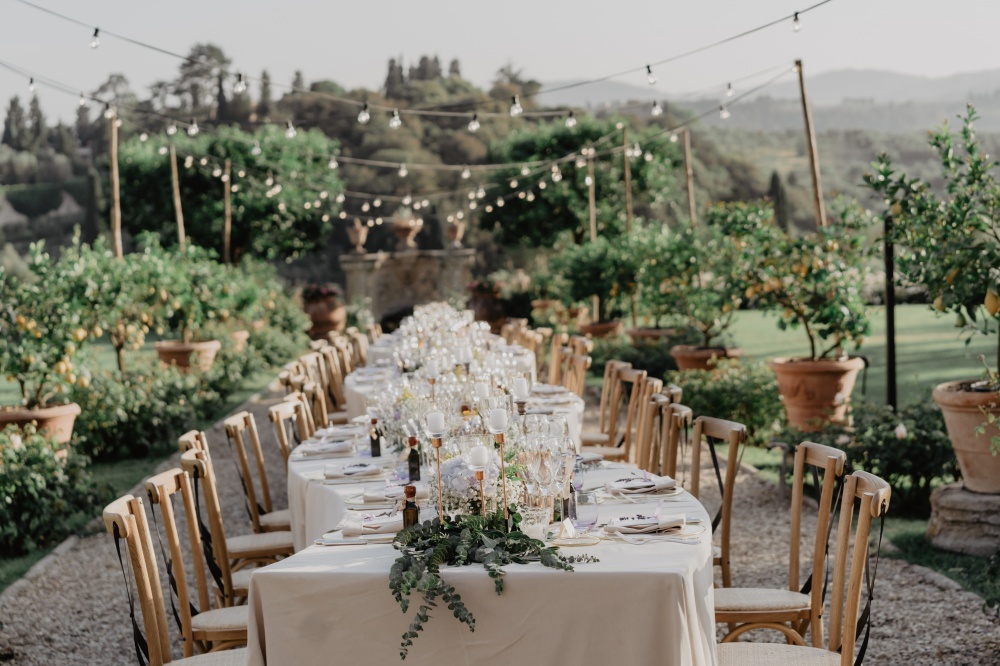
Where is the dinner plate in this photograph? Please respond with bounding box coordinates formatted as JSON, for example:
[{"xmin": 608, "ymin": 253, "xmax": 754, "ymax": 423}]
[
  {"xmin": 552, "ymin": 535, "xmax": 601, "ymax": 547},
  {"xmin": 314, "ymin": 533, "xmax": 397, "ymax": 546},
  {"xmin": 531, "ymin": 384, "xmax": 569, "ymax": 395}
]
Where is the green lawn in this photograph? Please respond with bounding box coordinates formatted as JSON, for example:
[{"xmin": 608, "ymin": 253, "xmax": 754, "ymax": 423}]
[{"xmin": 729, "ymin": 305, "xmax": 996, "ymax": 407}]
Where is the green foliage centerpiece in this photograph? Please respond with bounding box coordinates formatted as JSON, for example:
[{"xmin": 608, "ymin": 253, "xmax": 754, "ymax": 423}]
[{"xmin": 389, "ymin": 508, "xmax": 596, "ymax": 659}]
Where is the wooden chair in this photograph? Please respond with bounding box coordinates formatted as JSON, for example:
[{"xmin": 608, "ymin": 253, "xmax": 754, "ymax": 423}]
[
  {"xmin": 560, "ymin": 352, "xmax": 592, "ymax": 397},
  {"xmin": 319, "ymin": 345, "xmax": 349, "ymax": 413},
  {"xmin": 533, "ymin": 327, "xmax": 553, "ymax": 374},
  {"xmin": 632, "ymin": 377, "xmax": 666, "ymax": 472},
  {"xmin": 224, "ymin": 411, "xmax": 291, "ymax": 533},
  {"xmin": 146, "ymin": 469, "xmax": 248, "ymax": 655},
  {"xmin": 582, "ymin": 368, "xmax": 649, "ymax": 462},
  {"xmin": 366, "ymin": 322, "xmax": 383, "ymax": 342},
  {"xmin": 277, "ymin": 360, "xmax": 305, "ymax": 394},
  {"xmin": 102, "ymin": 494, "xmax": 249, "ymax": 665},
  {"xmin": 283, "ymin": 390, "xmax": 317, "ymax": 437},
  {"xmin": 660, "ymin": 402, "xmax": 694, "ymax": 482},
  {"xmin": 691, "ymin": 415, "xmax": 748, "ymax": 588},
  {"xmin": 269, "ymin": 400, "xmax": 308, "ymax": 468},
  {"xmin": 717, "ymin": 471, "xmax": 891, "ymax": 666},
  {"xmin": 546, "ymin": 332, "xmax": 569, "ymax": 385},
  {"xmin": 715, "ymin": 442, "xmax": 848, "ymax": 647},
  {"xmin": 580, "ymin": 360, "xmax": 632, "ymax": 448},
  {"xmin": 180, "ymin": 447, "xmax": 293, "ymax": 605},
  {"xmin": 302, "ymin": 350, "xmax": 349, "ymax": 425}
]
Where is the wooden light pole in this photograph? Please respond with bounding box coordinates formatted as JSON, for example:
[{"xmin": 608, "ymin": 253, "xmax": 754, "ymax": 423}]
[
  {"xmin": 683, "ymin": 128, "xmax": 697, "ymax": 227},
  {"xmin": 587, "ymin": 151, "xmax": 599, "ymax": 323},
  {"xmin": 622, "ymin": 127, "xmax": 634, "ymax": 232},
  {"xmin": 222, "ymin": 158, "xmax": 232, "ymax": 263},
  {"xmin": 169, "ymin": 143, "xmax": 186, "ymax": 252},
  {"xmin": 796, "ymin": 59, "xmax": 827, "ymax": 229},
  {"xmin": 109, "ymin": 111, "xmax": 123, "ymax": 258}
]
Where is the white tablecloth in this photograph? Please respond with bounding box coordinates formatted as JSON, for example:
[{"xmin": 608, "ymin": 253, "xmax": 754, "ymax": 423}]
[{"xmin": 250, "ymin": 464, "xmax": 717, "ymax": 665}]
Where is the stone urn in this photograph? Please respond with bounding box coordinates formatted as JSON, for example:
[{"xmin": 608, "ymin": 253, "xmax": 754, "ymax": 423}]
[
  {"xmin": 303, "ymin": 296, "xmax": 347, "ymax": 340},
  {"xmin": 0, "ymin": 402, "xmax": 82, "ymax": 446},
  {"xmin": 391, "ymin": 215, "xmax": 423, "ymax": 252},
  {"xmin": 770, "ymin": 356, "xmax": 865, "ymax": 432},
  {"xmin": 447, "ymin": 219, "xmax": 466, "ymax": 248},
  {"xmin": 346, "ymin": 218, "xmax": 368, "ymax": 254}
]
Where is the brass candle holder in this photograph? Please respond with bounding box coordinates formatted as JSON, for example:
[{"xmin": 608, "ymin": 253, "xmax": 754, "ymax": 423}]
[
  {"xmin": 431, "ymin": 436, "xmax": 444, "ymax": 519},
  {"xmin": 474, "ymin": 469, "xmax": 486, "ymax": 516},
  {"xmin": 493, "ymin": 432, "xmax": 509, "ymax": 522},
  {"xmin": 428, "ymin": 377, "xmax": 436, "ymax": 402},
  {"xmin": 515, "ymin": 401, "xmax": 526, "ymax": 417}
]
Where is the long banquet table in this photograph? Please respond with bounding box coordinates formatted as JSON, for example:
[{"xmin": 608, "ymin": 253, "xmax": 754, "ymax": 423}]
[{"xmin": 248, "ymin": 461, "xmax": 718, "ymax": 665}]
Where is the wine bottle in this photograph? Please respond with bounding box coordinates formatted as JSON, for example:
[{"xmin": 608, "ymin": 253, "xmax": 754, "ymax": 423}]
[
  {"xmin": 369, "ymin": 418, "xmax": 381, "ymax": 458},
  {"xmin": 402, "ymin": 485, "xmax": 419, "ymax": 528},
  {"xmin": 407, "ymin": 436, "xmax": 421, "ymax": 482}
]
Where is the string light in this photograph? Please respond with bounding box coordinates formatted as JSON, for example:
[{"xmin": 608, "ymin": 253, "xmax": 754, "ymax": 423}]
[
  {"xmin": 485, "ymin": 205, "xmax": 493, "ymax": 213},
  {"xmin": 509, "ymin": 179, "xmax": 518, "ymax": 188},
  {"xmin": 422, "ymin": 199, "xmax": 430, "ymax": 207},
  {"xmin": 339, "ymin": 211, "xmax": 347, "ymax": 219},
  {"xmin": 336, "ymin": 194, "xmax": 346, "ymax": 203},
  {"xmin": 646, "ymin": 65, "xmax": 657, "ymax": 85},
  {"xmin": 187, "ymin": 119, "xmax": 199, "ymax": 136},
  {"xmin": 251, "ymin": 141, "xmax": 262, "ymax": 156},
  {"xmin": 496, "ymin": 197, "xmax": 504, "ymax": 207},
  {"xmin": 461, "ymin": 167, "xmax": 471, "ymax": 180},
  {"xmin": 361, "ymin": 202, "xmax": 370, "ymax": 212},
  {"xmin": 575, "ymin": 156, "xmax": 586, "ymax": 168},
  {"xmin": 89, "ymin": 28, "xmax": 100, "ymax": 49},
  {"xmin": 520, "ymin": 165, "xmax": 530, "ymax": 176},
  {"xmin": 373, "ymin": 198, "xmax": 382, "ymax": 208},
  {"xmin": 467, "ymin": 113, "xmax": 480, "ymax": 133},
  {"xmin": 102, "ymin": 103, "xmax": 115, "ymax": 119},
  {"xmin": 537, "ymin": 180, "xmax": 546, "ymax": 189},
  {"xmin": 719, "ymin": 105, "xmax": 731, "ymax": 120},
  {"xmin": 398, "ymin": 163, "xmax": 408, "ymax": 177},
  {"xmin": 792, "ymin": 12, "xmax": 801, "ymax": 31},
  {"xmin": 551, "ymin": 166, "xmax": 563, "ymax": 182},
  {"xmin": 476, "ymin": 184, "xmax": 486, "ymax": 199},
  {"xmin": 565, "ymin": 111, "xmax": 577, "ymax": 128},
  {"xmin": 413, "ymin": 201, "xmax": 422, "ymax": 210},
  {"xmin": 467, "ymin": 190, "xmax": 476, "ymax": 200},
  {"xmin": 791, "ymin": 63, "xmax": 800, "ymax": 74},
  {"xmin": 284, "ymin": 120, "xmax": 297, "ymax": 138},
  {"xmin": 328, "ymin": 156, "xmax": 338, "ymax": 169},
  {"xmin": 139, "ymin": 132, "xmax": 148, "ymax": 142},
  {"xmin": 184, "ymin": 156, "xmax": 193, "ymax": 168},
  {"xmin": 28, "ymin": 78, "xmax": 34, "ymax": 92},
  {"xmin": 469, "ymin": 201, "xmax": 477, "ymax": 210},
  {"xmin": 526, "ymin": 192, "xmax": 535, "ymax": 202},
  {"xmin": 402, "ymin": 193, "xmax": 412, "ymax": 205},
  {"xmin": 212, "ymin": 166, "xmax": 222, "ymax": 178},
  {"xmin": 726, "ymin": 82, "xmax": 735, "ymax": 97},
  {"xmin": 357, "ymin": 103, "xmax": 371, "ymax": 125},
  {"xmin": 509, "ymin": 95, "xmax": 523, "ymax": 117},
  {"xmin": 115, "ymin": 118, "xmax": 122, "ymax": 128},
  {"xmin": 78, "ymin": 93, "xmax": 86, "ymax": 107},
  {"xmin": 670, "ymin": 132, "xmax": 678, "ymax": 143},
  {"xmin": 651, "ymin": 100, "xmax": 663, "ymax": 117},
  {"xmin": 158, "ymin": 146, "xmax": 167, "ymax": 155},
  {"xmin": 644, "ymin": 151, "xmax": 653, "ymax": 162},
  {"xmin": 388, "ymin": 108, "xmax": 402, "ymax": 129}
]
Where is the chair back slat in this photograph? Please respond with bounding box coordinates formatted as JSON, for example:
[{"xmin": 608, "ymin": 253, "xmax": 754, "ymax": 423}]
[
  {"xmin": 547, "ymin": 332, "xmax": 569, "ymax": 385},
  {"xmin": 269, "ymin": 401, "xmax": 300, "ymax": 467},
  {"xmin": 180, "ymin": 447, "xmax": 236, "ymax": 606},
  {"xmin": 224, "ymin": 411, "xmax": 275, "ymax": 534},
  {"xmin": 633, "ymin": 377, "xmax": 664, "ymax": 471}
]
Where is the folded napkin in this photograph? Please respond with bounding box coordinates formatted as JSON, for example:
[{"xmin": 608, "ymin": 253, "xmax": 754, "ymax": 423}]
[
  {"xmin": 341, "ymin": 513, "xmax": 404, "ymax": 537},
  {"xmin": 531, "ymin": 384, "xmax": 569, "ymax": 395},
  {"xmin": 315, "ymin": 425, "xmax": 366, "ymax": 439},
  {"xmin": 576, "ymin": 451, "xmax": 603, "ymax": 464},
  {"xmin": 363, "ymin": 484, "xmax": 429, "ymax": 502},
  {"xmin": 529, "ymin": 396, "xmax": 575, "ymax": 407},
  {"xmin": 605, "ymin": 474, "xmax": 676, "ymax": 495},
  {"xmin": 324, "ymin": 463, "xmax": 381, "ymax": 479},
  {"xmin": 603, "ymin": 513, "xmax": 685, "ymax": 535},
  {"xmin": 297, "ymin": 439, "xmax": 354, "ymax": 456}
]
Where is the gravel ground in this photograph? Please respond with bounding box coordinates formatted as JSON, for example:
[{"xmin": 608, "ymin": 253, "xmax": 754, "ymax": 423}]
[{"xmin": 0, "ymin": 383, "xmax": 996, "ymax": 665}]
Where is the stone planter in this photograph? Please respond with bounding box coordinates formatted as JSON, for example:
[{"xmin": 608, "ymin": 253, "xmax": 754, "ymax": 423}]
[
  {"xmin": 346, "ymin": 218, "xmax": 369, "ymax": 254},
  {"xmin": 303, "ymin": 297, "xmax": 347, "ymax": 340},
  {"xmin": 447, "ymin": 219, "xmax": 466, "ymax": 248},
  {"xmin": 770, "ymin": 356, "xmax": 865, "ymax": 432},
  {"xmin": 230, "ymin": 329, "xmax": 250, "ymax": 353},
  {"xmin": 927, "ymin": 482, "xmax": 1000, "ymax": 556},
  {"xmin": 0, "ymin": 402, "xmax": 81, "ymax": 446},
  {"xmin": 391, "ymin": 218, "xmax": 423, "ymax": 252},
  {"xmin": 579, "ymin": 320, "xmax": 623, "ymax": 338},
  {"xmin": 155, "ymin": 339, "xmax": 222, "ymax": 372},
  {"xmin": 670, "ymin": 345, "xmax": 744, "ymax": 371},
  {"xmin": 932, "ymin": 380, "xmax": 1000, "ymax": 494}
]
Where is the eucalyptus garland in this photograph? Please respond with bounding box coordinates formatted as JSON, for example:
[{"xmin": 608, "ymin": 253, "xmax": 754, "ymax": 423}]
[{"xmin": 389, "ymin": 508, "xmax": 597, "ymax": 659}]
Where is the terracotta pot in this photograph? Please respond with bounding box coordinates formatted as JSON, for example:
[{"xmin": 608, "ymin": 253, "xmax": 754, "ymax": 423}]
[
  {"xmin": 770, "ymin": 356, "xmax": 865, "ymax": 432},
  {"xmin": 391, "ymin": 218, "xmax": 423, "ymax": 251},
  {"xmin": 933, "ymin": 381, "xmax": 1000, "ymax": 494},
  {"xmin": 230, "ymin": 329, "xmax": 250, "ymax": 353},
  {"xmin": 303, "ymin": 297, "xmax": 347, "ymax": 340},
  {"xmin": 670, "ymin": 345, "xmax": 744, "ymax": 371},
  {"xmin": 250, "ymin": 319, "xmax": 267, "ymax": 332},
  {"xmin": 0, "ymin": 402, "xmax": 81, "ymax": 446},
  {"xmin": 579, "ymin": 320, "xmax": 623, "ymax": 338},
  {"xmin": 155, "ymin": 339, "xmax": 222, "ymax": 372},
  {"xmin": 628, "ymin": 328, "xmax": 678, "ymax": 343}
]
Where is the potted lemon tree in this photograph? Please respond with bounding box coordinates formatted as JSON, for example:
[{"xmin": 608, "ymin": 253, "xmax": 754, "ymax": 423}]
[
  {"xmin": 867, "ymin": 105, "xmax": 1000, "ymax": 493},
  {"xmin": 553, "ymin": 236, "xmax": 638, "ymax": 338},
  {"xmin": 739, "ymin": 199, "xmax": 874, "ymax": 431}
]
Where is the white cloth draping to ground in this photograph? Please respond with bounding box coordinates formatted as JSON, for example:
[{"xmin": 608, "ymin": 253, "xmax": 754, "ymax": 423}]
[{"xmin": 250, "ymin": 464, "xmax": 717, "ymax": 665}]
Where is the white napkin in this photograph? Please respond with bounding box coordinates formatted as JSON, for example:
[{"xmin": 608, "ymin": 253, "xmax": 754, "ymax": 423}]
[
  {"xmin": 341, "ymin": 513, "xmax": 404, "ymax": 536},
  {"xmin": 363, "ymin": 484, "xmax": 429, "ymax": 502},
  {"xmin": 605, "ymin": 474, "xmax": 676, "ymax": 495},
  {"xmin": 576, "ymin": 451, "xmax": 603, "ymax": 464},
  {"xmin": 297, "ymin": 439, "xmax": 354, "ymax": 456},
  {"xmin": 529, "ymin": 396, "xmax": 575, "ymax": 407},
  {"xmin": 315, "ymin": 425, "xmax": 366, "ymax": 439},
  {"xmin": 531, "ymin": 384, "xmax": 568, "ymax": 395},
  {"xmin": 324, "ymin": 463, "xmax": 381, "ymax": 479},
  {"xmin": 603, "ymin": 513, "xmax": 685, "ymax": 535}
]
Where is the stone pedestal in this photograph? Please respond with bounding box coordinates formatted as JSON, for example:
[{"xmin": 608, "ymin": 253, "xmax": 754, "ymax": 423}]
[
  {"xmin": 926, "ymin": 482, "xmax": 1000, "ymax": 557},
  {"xmin": 341, "ymin": 248, "xmax": 476, "ymax": 322}
]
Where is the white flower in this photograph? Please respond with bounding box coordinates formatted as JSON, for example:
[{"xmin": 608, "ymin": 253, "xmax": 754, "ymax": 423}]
[
  {"xmin": 835, "ymin": 434, "xmax": 851, "ymax": 446},
  {"xmin": 833, "ymin": 392, "xmax": 846, "ymax": 406},
  {"xmin": 9, "ymin": 434, "xmax": 22, "ymax": 451},
  {"xmin": 894, "ymin": 423, "xmax": 908, "ymax": 440}
]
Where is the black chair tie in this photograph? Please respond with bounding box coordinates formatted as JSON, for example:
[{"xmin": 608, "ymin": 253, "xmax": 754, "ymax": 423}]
[
  {"xmin": 800, "ymin": 474, "xmax": 845, "ymax": 607},
  {"xmin": 112, "ymin": 523, "xmax": 149, "ymax": 666},
  {"xmin": 226, "ymin": 430, "xmax": 266, "ymax": 520},
  {"xmin": 705, "ymin": 436, "xmax": 727, "ymax": 532},
  {"xmin": 147, "ymin": 489, "xmax": 200, "ymax": 630},
  {"xmin": 192, "ymin": 470, "xmax": 228, "ymax": 599},
  {"xmin": 852, "ymin": 503, "xmax": 886, "ymax": 666}
]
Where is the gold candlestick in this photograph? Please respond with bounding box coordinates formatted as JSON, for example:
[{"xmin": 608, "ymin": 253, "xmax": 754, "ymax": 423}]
[
  {"xmin": 475, "ymin": 470, "xmax": 486, "ymax": 516},
  {"xmin": 515, "ymin": 401, "xmax": 526, "ymax": 417},
  {"xmin": 428, "ymin": 377, "xmax": 436, "ymax": 402},
  {"xmin": 431, "ymin": 436, "xmax": 443, "ymax": 519},
  {"xmin": 493, "ymin": 432, "xmax": 509, "ymax": 523}
]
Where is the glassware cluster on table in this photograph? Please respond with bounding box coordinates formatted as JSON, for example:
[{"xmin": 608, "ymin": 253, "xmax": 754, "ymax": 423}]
[{"xmin": 359, "ymin": 304, "xmax": 590, "ymax": 534}]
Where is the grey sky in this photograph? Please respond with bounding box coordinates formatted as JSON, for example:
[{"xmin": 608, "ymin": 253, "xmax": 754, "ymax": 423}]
[{"xmin": 0, "ymin": 0, "xmax": 995, "ymax": 123}]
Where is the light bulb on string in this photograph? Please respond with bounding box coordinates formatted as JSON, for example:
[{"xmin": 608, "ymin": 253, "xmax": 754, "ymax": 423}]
[
  {"xmin": 212, "ymin": 166, "xmax": 222, "ymax": 178},
  {"xmin": 467, "ymin": 113, "xmax": 480, "ymax": 133},
  {"xmin": 251, "ymin": 141, "xmax": 262, "ymax": 156},
  {"xmin": 158, "ymin": 146, "xmax": 167, "ymax": 155},
  {"xmin": 421, "ymin": 199, "xmax": 430, "ymax": 207},
  {"xmin": 103, "ymin": 104, "xmax": 115, "ymax": 120},
  {"xmin": 139, "ymin": 133, "xmax": 148, "ymax": 142},
  {"xmin": 496, "ymin": 197, "xmax": 504, "ymax": 207},
  {"xmin": 398, "ymin": 163, "xmax": 408, "ymax": 177},
  {"xmin": 320, "ymin": 191, "xmax": 328, "ymax": 199},
  {"xmin": 322, "ymin": 214, "xmax": 329, "ymax": 222},
  {"xmin": 402, "ymin": 194, "xmax": 412, "ymax": 205},
  {"xmin": 461, "ymin": 166, "xmax": 471, "ymax": 180},
  {"xmin": 361, "ymin": 202, "xmax": 370, "ymax": 212},
  {"xmin": 669, "ymin": 132, "xmax": 678, "ymax": 143},
  {"xmin": 78, "ymin": 93, "xmax": 87, "ymax": 107},
  {"xmin": 265, "ymin": 172, "xmax": 274, "ymax": 187},
  {"xmin": 726, "ymin": 82, "xmax": 735, "ymax": 98},
  {"xmin": 509, "ymin": 179, "xmax": 518, "ymax": 188},
  {"xmin": 357, "ymin": 103, "xmax": 370, "ymax": 125},
  {"xmin": 469, "ymin": 201, "xmax": 477, "ymax": 210},
  {"xmin": 339, "ymin": 211, "xmax": 347, "ymax": 219},
  {"xmin": 184, "ymin": 156, "xmax": 193, "ymax": 168},
  {"xmin": 551, "ymin": 166, "xmax": 562, "ymax": 182},
  {"xmin": 388, "ymin": 109, "xmax": 402, "ymax": 129},
  {"xmin": 456, "ymin": 211, "xmax": 464, "ymax": 220},
  {"xmin": 28, "ymin": 78, "xmax": 35, "ymax": 93},
  {"xmin": 413, "ymin": 202, "xmax": 422, "ymax": 210},
  {"xmin": 719, "ymin": 106, "xmax": 731, "ymax": 120},
  {"xmin": 336, "ymin": 194, "xmax": 345, "ymax": 203},
  {"xmin": 485, "ymin": 205, "xmax": 493, "ymax": 213},
  {"xmin": 520, "ymin": 164, "xmax": 530, "ymax": 176},
  {"xmin": 791, "ymin": 63, "xmax": 800, "ymax": 74},
  {"xmin": 644, "ymin": 151, "xmax": 653, "ymax": 162},
  {"xmin": 565, "ymin": 111, "xmax": 577, "ymax": 128},
  {"xmin": 115, "ymin": 118, "xmax": 123, "ymax": 128},
  {"xmin": 328, "ymin": 156, "xmax": 339, "ymax": 169},
  {"xmin": 585, "ymin": 175, "xmax": 594, "ymax": 187},
  {"xmin": 575, "ymin": 156, "xmax": 586, "ymax": 169},
  {"xmin": 651, "ymin": 100, "xmax": 663, "ymax": 117},
  {"xmin": 233, "ymin": 73, "xmax": 247, "ymax": 95},
  {"xmin": 526, "ymin": 192, "xmax": 535, "ymax": 202},
  {"xmin": 373, "ymin": 198, "xmax": 382, "ymax": 208},
  {"xmin": 538, "ymin": 180, "xmax": 546, "ymax": 190},
  {"xmin": 90, "ymin": 28, "xmax": 100, "ymax": 49},
  {"xmin": 517, "ymin": 192, "xmax": 526, "ymax": 199},
  {"xmin": 792, "ymin": 12, "xmax": 801, "ymax": 31},
  {"xmin": 285, "ymin": 121, "xmax": 297, "ymax": 138},
  {"xmin": 187, "ymin": 120, "xmax": 199, "ymax": 136},
  {"xmin": 509, "ymin": 95, "xmax": 523, "ymax": 117},
  {"xmin": 468, "ymin": 190, "xmax": 476, "ymax": 201},
  {"xmin": 476, "ymin": 185, "xmax": 486, "ymax": 199},
  {"xmin": 646, "ymin": 65, "xmax": 657, "ymax": 85},
  {"xmin": 632, "ymin": 142, "xmax": 641, "ymax": 157}
]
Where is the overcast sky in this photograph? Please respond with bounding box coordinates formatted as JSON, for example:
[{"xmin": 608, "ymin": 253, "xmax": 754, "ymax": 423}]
[{"xmin": 1, "ymin": 0, "xmax": 997, "ymax": 123}]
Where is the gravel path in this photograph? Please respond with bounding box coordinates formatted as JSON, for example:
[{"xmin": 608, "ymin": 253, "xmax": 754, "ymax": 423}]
[{"xmin": 0, "ymin": 383, "xmax": 996, "ymax": 665}]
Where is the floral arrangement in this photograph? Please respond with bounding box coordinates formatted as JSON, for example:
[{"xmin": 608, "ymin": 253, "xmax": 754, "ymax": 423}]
[
  {"xmin": 301, "ymin": 282, "xmax": 343, "ymax": 302},
  {"xmin": 389, "ymin": 508, "xmax": 597, "ymax": 659},
  {"xmin": 430, "ymin": 449, "xmax": 505, "ymax": 516}
]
